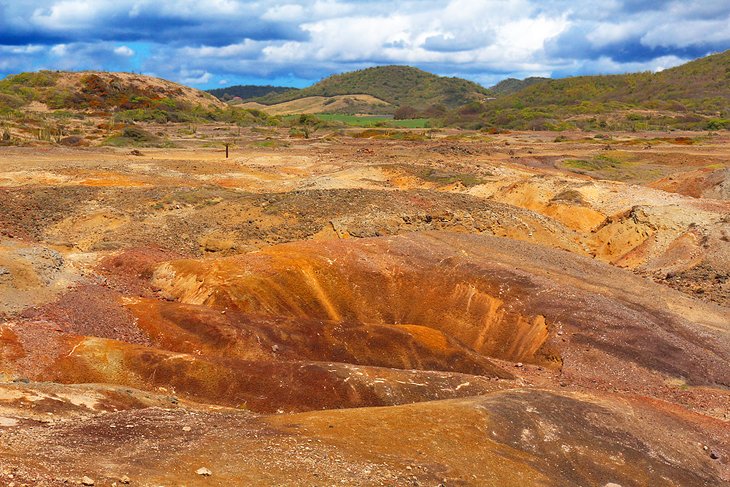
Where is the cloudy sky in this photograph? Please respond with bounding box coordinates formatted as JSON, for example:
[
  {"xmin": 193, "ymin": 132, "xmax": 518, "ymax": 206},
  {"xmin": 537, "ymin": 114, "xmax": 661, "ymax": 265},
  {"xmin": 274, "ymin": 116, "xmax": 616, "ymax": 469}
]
[{"xmin": 1, "ymin": 0, "xmax": 729, "ymax": 89}]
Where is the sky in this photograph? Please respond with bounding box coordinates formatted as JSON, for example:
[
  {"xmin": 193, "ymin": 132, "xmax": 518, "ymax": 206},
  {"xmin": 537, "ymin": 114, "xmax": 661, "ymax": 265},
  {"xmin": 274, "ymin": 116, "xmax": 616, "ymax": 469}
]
[{"xmin": 1, "ymin": 0, "xmax": 729, "ymax": 89}]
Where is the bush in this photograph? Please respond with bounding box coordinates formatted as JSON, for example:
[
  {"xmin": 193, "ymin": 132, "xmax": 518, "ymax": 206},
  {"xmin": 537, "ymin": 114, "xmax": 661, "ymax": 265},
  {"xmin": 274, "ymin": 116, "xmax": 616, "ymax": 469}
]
[
  {"xmin": 394, "ymin": 105, "xmax": 419, "ymax": 119},
  {"xmin": 707, "ymin": 119, "xmax": 730, "ymax": 130},
  {"xmin": 103, "ymin": 126, "xmax": 171, "ymax": 147}
]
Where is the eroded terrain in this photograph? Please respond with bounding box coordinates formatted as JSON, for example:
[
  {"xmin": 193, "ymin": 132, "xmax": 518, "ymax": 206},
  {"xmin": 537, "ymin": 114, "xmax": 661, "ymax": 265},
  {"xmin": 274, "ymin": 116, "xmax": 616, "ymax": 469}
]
[{"xmin": 1, "ymin": 127, "xmax": 728, "ymax": 486}]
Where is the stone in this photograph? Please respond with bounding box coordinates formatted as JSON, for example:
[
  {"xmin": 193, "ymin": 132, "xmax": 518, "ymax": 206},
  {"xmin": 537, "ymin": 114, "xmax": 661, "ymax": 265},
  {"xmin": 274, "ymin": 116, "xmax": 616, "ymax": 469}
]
[
  {"xmin": 120, "ymin": 475, "xmax": 131, "ymax": 484},
  {"xmin": 196, "ymin": 467, "xmax": 212, "ymax": 476},
  {"xmin": 81, "ymin": 476, "xmax": 95, "ymax": 486}
]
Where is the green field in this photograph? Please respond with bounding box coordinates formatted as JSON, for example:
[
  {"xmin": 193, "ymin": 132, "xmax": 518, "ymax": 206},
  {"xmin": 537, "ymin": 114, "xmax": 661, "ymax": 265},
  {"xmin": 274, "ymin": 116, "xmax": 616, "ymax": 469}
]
[{"xmin": 284, "ymin": 113, "xmax": 430, "ymax": 128}]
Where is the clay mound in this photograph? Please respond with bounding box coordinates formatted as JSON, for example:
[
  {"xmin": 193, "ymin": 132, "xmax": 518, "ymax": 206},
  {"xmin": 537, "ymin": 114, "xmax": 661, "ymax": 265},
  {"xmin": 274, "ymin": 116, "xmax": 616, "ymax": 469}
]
[
  {"xmin": 650, "ymin": 167, "xmax": 730, "ymax": 200},
  {"xmin": 0, "ymin": 240, "xmax": 76, "ymax": 316},
  {"xmin": 272, "ymin": 389, "xmax": 729, "ymax": 486},
  {"xmin": 1, "ymin": 383, "xmax": 727, "ymax": 486},
  {"xmin": 153, "ymin": 232, "xmax": 730, "ymax": 388},
  {"xmin": 127, "ymin": 299, "xmax": 512, "ymax": 378},
  {"xmin": 0, "ymin": 325, "xmax": 507, "ymax": 413}
]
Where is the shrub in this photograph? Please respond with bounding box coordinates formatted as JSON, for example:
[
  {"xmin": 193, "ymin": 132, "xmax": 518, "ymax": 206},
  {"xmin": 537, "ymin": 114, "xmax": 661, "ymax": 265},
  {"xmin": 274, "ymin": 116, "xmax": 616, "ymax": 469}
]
[{"xmin": 394, "ymin": 106, "xmax": 420, "ymax": 119}]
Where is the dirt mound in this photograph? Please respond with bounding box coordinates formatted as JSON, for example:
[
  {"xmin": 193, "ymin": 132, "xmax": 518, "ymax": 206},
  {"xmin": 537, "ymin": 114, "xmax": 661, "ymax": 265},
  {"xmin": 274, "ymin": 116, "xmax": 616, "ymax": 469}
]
[
  {"xmin": 0, "ymin": 240, "xmax": 76, "ymax": 316},
  {"xmin": 20, "ymin": 285, "xmax": 150, "ymax": 345},
  {"xmin": 650, "ymin": 167, "xmax": 730, "ymax": 200},
  {"xmin": 1, "ymin": 326, "xmax": 507, "ymax": 413},
  {"xmin": 1, "ymin": 383, "xmax": 726, "ymax": 486},
  {"xmin": 127, "ymin": 299, "xmax": 511, "ymax": 378},
  {"xmin": 152, "ymin": 232, "xmax": 730, "ymax": 390}
]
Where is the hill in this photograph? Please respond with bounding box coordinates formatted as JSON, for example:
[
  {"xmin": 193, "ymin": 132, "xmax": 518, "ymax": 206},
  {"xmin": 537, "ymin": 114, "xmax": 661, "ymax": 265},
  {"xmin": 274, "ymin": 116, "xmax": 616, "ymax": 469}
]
[
  {"xmin": 256, "ymin": 65, "xmax": 491, "ymax": 111},
  {"xmin": 0, "ymin": 71, "xmax": 278, "ymax": 129},
  {"xmin": 448, "ymin": 49, "xmax": 730, "ymax": 130},
  {"xmin": 208, "ymin": 84, "xmax": 296, "ymax": 101},
  {"xmin": 489, "ymin": 76, "xmax": 548, "ymax": 96},
  {"xmin": 240, "ymin": 94, "xmax": 391, "ymax": 115},
  {"xmin": 0, "ymin": 70, "xmax": 226, "ymax": 113}
]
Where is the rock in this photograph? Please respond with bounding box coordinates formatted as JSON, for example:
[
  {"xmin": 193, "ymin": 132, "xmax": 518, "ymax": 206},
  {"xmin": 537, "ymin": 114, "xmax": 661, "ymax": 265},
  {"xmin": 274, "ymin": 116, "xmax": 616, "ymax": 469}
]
[
  {"xmin": 81, "ymin": 476, "xmax": 95, "ymax": 486},
  {"xmin": 120, "ymin": 475, "xmax": 131, "ymax": 484},
  {"xmin": 182, "ymin": 426, "xmax": 191, "ymax": 432},
  {"xmin": 196, "ymin": 467, "xmax": 212, "ymax": 476},
  {"xmin": 710, "ymin": 451, "xmax": 720, "ymax": 460},
  {"xmin": 515, "ymin": 362, "xmax": 524, "ymax": 368}
]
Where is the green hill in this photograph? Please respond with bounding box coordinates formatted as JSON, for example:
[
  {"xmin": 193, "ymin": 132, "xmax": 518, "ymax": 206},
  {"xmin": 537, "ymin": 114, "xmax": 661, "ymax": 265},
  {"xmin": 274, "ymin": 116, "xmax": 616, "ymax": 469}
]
[
  {"xmin": 504, "ymin": 50, "xmax": 729, "ymax": 110},
  {"xmin": 450, "ymin": 50, "xmax": 730, "ymax": 130},
  {"xmin": 256, "ymin": 65, "xmax": 491, "ymax": 110},
  {"xmin": 208, "ymin": 85, "xmax": 296, "ymax": 101},
  {"xmin": 489, "ymin": 77, "xmax": 548, "ymax": 96}
]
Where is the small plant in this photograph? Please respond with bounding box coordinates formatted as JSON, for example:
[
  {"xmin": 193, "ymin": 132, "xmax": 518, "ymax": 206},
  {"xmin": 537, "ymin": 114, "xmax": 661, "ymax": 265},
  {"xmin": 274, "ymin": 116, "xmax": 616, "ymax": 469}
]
[
  {"xmin": 551, "ymin": 189, "xmax": 586, "ymax": 205},
  {"xmin": 103, "ymin": 125, "xmax": 173, "ymax": 147}
]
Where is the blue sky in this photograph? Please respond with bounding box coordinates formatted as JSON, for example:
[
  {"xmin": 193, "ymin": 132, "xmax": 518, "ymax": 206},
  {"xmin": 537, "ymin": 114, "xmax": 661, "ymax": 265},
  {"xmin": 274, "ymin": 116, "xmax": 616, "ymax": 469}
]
[{"xmin": 1, "ymin": 0, "xmax": 729, "ymax": 89}]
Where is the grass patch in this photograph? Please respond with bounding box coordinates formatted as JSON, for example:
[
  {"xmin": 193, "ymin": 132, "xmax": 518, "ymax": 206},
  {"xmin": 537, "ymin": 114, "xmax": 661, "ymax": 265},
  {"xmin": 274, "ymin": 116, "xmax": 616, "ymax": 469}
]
[
  {"xmin": 551, "ymin": 189, "xmax": 587, "ymax": 205},
  {"xmin": 562, "ymin": 154, "xmax": 625, "ymax": 171},
  {"xmin": 103, "ymin": 126, "xmax": 174, "ymax": 148},
  {"xmin": 250, "ymin": 138, "xmax": 290, "ymax": 148},
  {"xmin": 351, "ymin": 129, "xmax": 430, "ymax": 141}
]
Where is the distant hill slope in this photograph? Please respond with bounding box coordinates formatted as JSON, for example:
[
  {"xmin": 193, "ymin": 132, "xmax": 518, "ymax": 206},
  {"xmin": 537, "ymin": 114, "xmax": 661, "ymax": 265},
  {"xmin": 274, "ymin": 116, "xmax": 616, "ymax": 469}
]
[
  {"xmin": 256, "ymin": 66, "xmax": 491, "ymax": 110},
  {"xmin": 240, "ymin": 94, "xmax": 391, "ymax": 115},
  {"xmin": 490, "ymin": 77, "xmax": 549, "ymax": 96},
  {"xmin": 208, "ymin": 85, "xmax": 296, "ymax": 101},
  {"xmin": 495, "ymin": 50, "xmax": 730, "ymax": 112},
  {"xmin": 453, "ymin": 50, "xmax": 730, "ymax": 130},
  {"xmin": 0, "ymin": 71, "xmax": 226, "ymax": 112}
]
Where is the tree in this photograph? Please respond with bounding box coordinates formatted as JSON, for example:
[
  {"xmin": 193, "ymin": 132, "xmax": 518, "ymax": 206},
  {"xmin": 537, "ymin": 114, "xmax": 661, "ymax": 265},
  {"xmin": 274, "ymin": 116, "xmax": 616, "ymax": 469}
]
[
  {"xmin": 297, "ymin": 114, "xmax": 322, "ymax": 139},
  {"xmin": 394, "ymin": 106, "xmax": 419, "ymax": 120}
]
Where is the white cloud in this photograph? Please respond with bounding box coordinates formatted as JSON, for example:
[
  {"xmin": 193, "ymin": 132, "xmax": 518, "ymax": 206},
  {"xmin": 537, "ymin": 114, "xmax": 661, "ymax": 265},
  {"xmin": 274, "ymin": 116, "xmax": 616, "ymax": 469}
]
[
  {"xmin": 0, "ymin": 45, "xmax": 46, "ymax": 54},
  {"xmin": 576, "ymin": 54, "xmax": 688, "ymax": 75},
  {"xmin": 31, "ymin": 1, "xmax": 109, "ymax": 30},
  {"xmin": 641, "ymin": 17, "xmax": 730, "ymax": 48},
  {"xmin": 114, "ymin": 45, "xmax": 135, "ymax": 57},
  {"xmin": 180, "ymin": 69, "xmax": 213, "ymax": 84},
  {"xmin": 262, "ymin": 4, "xmax": 305, "ymax": 22},
  {"xmin": 587, "ymin": 20, "xmax": 645, "ymax": 47},
  {"xmin": 50, "ymin": 43, "xmax": 68, "ymax": 56},
  {"xmin": 180, "ymin": 40, "xmax": 262, "ymax": 58}
]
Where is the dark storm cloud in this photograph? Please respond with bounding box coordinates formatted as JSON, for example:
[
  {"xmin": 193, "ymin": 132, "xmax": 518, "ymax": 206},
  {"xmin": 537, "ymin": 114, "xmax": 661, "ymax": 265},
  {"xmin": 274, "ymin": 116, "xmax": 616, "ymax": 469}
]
[{"xmin": 0, "ymin": 1, "xmax": 307, "ymax": 46}]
